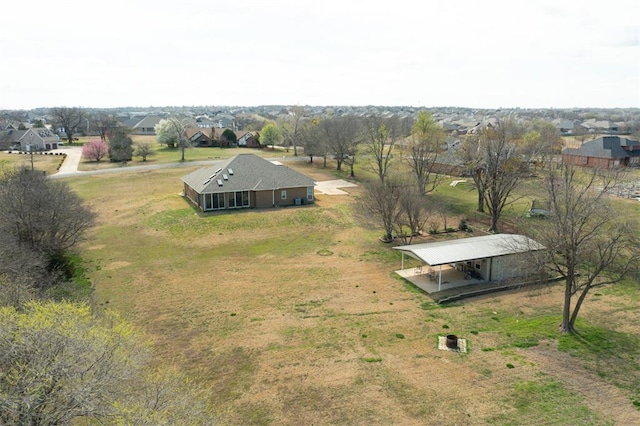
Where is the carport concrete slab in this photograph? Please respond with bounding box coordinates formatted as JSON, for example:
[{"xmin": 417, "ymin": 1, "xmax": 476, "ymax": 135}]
[{"xmin": 315, "ymin": 179, "xmax": 358, "ymax": 195}]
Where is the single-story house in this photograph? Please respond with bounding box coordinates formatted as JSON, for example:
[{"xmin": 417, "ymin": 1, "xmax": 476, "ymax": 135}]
[
  {"xmin": 393, "ymin": 234, "xmax": 545, "ymax": 293},
  {"xmin": 1, "ymin": 127, "xmax": 61, "ymax": 151},
  {"xmin": 562, "ymin": 136, "xmax": 640, "ymax": 168},
  {"xmin": 181, "ymin": 153, "xmax": 315, "ymax": 211},
  {"xmin": 132, "ymin": 116, "xmax": 163, "ymax": 135}
]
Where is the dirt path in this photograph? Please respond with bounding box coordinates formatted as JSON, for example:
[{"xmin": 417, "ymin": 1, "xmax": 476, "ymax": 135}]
[{"xmin": 524, "ymin": 343, "xmax": 640, "ymax": 424}]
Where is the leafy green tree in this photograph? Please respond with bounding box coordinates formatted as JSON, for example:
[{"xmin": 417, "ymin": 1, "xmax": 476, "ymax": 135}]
[
  {"xmin": 260, "ymin": 122, "xmax": 282, "ymax": 150},
  {"xmin": 0, "ymin": 301, "xmax": 146, "ymax": 425},
  {"xmin": 0, "ymin": 301, "xmax": 213, "ymax": 425},
  {"xmin": 221, "ymin": 128, "xmax": 238, "ymax": 145},
  {"xmin": 108, "ymin": 126, "xmax": 133, "ymax": 162},
  {"xmin": 134, "ymin": 141, "xmax": 157, "ymax": 162}
]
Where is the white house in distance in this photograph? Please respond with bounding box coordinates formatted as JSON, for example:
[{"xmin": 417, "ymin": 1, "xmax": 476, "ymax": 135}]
[
  {"xmin": 2, "ymin": 127, "xmax": 62, "ymax": 151},
  {"xmin": 393, "ymin": 234, "xmax": 545, "ymax": 293}
]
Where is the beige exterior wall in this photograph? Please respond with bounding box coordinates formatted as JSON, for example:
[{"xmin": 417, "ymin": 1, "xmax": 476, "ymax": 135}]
[{"xmin": 490, "ymin": 253, "xmax": 535, "ymax": 282}]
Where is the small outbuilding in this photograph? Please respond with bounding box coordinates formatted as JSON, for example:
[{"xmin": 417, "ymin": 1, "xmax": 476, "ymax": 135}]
[
  {"xmin": 181, "ymin": 153, "xmax": 315, "ymax": 211},
  {"xmin": 393, "ymin": 234, "xmax": 545, "ymax": 293}
]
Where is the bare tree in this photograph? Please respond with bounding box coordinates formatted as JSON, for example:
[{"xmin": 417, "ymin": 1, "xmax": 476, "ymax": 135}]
[
  {"xmin": 320, "ymin": 116, "xmax": 361, "ymax": 173},
  {"xmin": 361, "ymin": 115, "xmax": 399, "ymax": 183},
  {"xmin": 91, "ymin": 111, "xmax": 119, "ymax": 142},
  {"xmin": 395, "ymin": 184, "xmax": 433, "ymax": 244},
  {"xmin": 0, "ymin": 166, "xmax": 95, "ymax": 262},
  {"xmin": 49, "ymin": 107, "xmax": 86, "ymax": 144},
  {"xmin": 481, "ymin": 121, "xmax": 529, "ymax": 233},
  {"xmin": 458, "ymin": 120, "xmax": 528, "ymax": 232},
  {"xmin": 298, "ymin": 118, "xmax": 326, "ymax": 164},
  {"xmin": 355, "ymin": 179, "xmax": 402, "ymax": 242},
  {"xmin": 403, "ymin": 112, "xmax": 446, "ymax": 194},
  {"xmin": 280, "ymin": 105, "xmax": 305, "ymax": 156},
  {"xmin": 458, "ymin": 135, "xmax": 487, "ymax": 212},
  {"xmin": 532, "ymin": 165, "xmax": 638, "ymax": 333}
]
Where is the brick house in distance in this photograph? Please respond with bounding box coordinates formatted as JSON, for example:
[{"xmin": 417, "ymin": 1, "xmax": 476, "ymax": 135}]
[{"xmin": 561, "ymin": 136, "xmax": 640, "ymax": 169}]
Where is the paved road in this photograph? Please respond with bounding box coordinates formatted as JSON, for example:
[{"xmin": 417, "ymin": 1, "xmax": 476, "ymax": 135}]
[{"xmin": 49, "ymin": 147, "xmax": 311, "ymax": 179}]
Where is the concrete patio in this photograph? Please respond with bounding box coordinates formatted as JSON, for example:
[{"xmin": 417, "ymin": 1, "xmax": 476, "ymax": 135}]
[{"xmin": 395, "ymin": 264, "xmax": 485, "ymax": 294}]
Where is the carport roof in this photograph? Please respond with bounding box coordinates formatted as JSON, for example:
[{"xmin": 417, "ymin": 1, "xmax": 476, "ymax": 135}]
[{"xmin": 393, "ymin": 234, "xmax": 545, "ymax": 266}]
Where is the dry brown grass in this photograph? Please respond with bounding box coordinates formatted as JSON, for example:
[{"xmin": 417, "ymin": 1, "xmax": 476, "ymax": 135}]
[
  {"xmin": 0, "ymin": 151, "xmax": 63, "ymax": 175},
  {"xmin": 67, "ymin": 161, "xmax": 639, "ymax": 425}
]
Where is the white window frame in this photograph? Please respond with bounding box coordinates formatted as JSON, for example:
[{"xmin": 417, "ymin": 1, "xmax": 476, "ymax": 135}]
[{"xmin": 281, "ymin": 190, "xmax": 287, "ymax": 200}]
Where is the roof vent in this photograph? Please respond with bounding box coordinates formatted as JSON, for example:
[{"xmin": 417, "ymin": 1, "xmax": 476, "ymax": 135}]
[
  {"xmin": 223, "ymin": 174, "xmax": 228, "ymax": 180},
  {"xmin": 209, "ymin": 168, "xmax": 222, "ymax": 179},
  {"xmin": 228, "ymin": 168, "xmax": 234, "ymax": 175},
  {"xmin": 217, "ymin": 179, "xmax": 223, "ymax": 186}
]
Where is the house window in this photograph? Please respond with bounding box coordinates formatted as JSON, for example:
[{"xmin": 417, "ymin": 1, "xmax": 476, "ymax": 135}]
[
  {"xmin": 227, "ymin": 192, "xmax": 236, "ymax": 208},
  {"xmin": 242, "ymin": 191, "xmax": 249, "ymax": 206},
  {"xmin": 281, "ymin": 190, "xmax": 287, "ymax": 200},
  {"xmin": 204, "ymin": 193, "xmax": 226, "ymax": 210},
  {"xmin": 213, "ymin": 193, "xmax": 224, "ymax": 209},
  {"xmin": 307, "ymin": 186, "xmax": 314, "ymax": 201},
  {"xmin": 582, "ymin": 157, "xmax": 587, "ymax": 164}
]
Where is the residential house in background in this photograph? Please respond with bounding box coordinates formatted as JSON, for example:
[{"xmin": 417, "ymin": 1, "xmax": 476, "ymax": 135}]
[
  {"xmin": 181, "ymin": 154, "xmax": 315, "ymax": 211},
  {"xmin": 186, "ymin": 128, "xmax": 214, "ymax": 147},
  {"xmin": 132, "ymin": 116, "xmax": 163, "ymax": 135},
  {"xmin": 212, "ymin": 114, "xmax": 236, "ymax": 129},
  {"xmin": 1, "ymin": 127, "xmax": 61, "ymax": 151},
  {"xmin": 562, "ymin": 136, "xmax": 640, "ymax": 168},
  {"xmin": 195, "ymin": 116, "xmax": 217, "ymax": 128},
  {"xmin": 236, "ymin": 131, "xmax": 260, "ymax": 148}
]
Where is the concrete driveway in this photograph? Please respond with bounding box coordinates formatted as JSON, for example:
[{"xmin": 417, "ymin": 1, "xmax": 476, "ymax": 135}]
[{"xmin": 315, "ymin": 179, "xmax": 358, "ymax": 195}]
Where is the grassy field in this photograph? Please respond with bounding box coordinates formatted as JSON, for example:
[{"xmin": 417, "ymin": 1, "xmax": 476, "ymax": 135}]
[
  {"xmin": 60, "ymin": 159, "xmax": 640, "ymax": 425},
  {"xmin": 0, "ymin": 151, "xmax": 65, "ymax": 175},
  {"xmin": 77, "ymin": 135, "xmax": 301, "ymax": 171}
]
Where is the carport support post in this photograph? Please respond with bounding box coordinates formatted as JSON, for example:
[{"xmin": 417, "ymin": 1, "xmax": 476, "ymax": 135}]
[
  {"xmin": 438, "ymin": 265, "xmax": 442, "ymax": 291},
  {"xmin": 401, "ymin": 252, "xmax": 405, "ymax": 270}
]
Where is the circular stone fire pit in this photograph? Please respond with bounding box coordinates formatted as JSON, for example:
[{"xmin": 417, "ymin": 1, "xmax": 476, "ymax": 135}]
[{"xmin": 445, "ymin": 334, "xmax": 458, "ymax": 349}]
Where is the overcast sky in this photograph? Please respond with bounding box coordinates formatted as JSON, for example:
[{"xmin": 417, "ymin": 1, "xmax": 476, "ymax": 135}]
[{"xmin": 2, "ymin": 0, "xmax": 638, "ymax": 110}]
